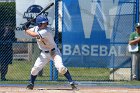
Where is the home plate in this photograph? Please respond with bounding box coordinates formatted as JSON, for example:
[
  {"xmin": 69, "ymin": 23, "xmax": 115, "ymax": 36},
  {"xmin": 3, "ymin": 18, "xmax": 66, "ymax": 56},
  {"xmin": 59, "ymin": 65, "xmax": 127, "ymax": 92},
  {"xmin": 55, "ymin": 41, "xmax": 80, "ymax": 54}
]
[{"xmin": 37, "ymin": 88, "xmax": 46, "ymax": 90}]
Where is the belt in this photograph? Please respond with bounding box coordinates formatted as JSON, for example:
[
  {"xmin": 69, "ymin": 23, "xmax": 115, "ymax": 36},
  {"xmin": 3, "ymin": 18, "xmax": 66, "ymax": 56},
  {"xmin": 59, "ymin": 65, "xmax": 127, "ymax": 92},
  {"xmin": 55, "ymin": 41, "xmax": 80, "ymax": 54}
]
[
  {"xmin": 136, "ymin": 51, "xmax": 140, "ymax": 53},
  {"xmin": 41, "ymin": 48, "xmax": 55, "ymax": 53}
]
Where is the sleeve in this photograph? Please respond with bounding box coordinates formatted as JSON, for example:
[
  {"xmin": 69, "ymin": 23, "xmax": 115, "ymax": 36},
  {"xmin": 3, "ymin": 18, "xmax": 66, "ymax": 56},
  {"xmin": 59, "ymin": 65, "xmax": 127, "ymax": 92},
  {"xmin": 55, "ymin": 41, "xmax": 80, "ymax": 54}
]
[
  {"xmin": 129, "ymin": 33, "xmax": 134, "ymax": 41},
  {"xmin": 38, "ymin": 29, "xmax": 47, "ymax": 38},
  {"xmin": 29, "ymin": 27, "xmax": 36, "ymax": 32}
]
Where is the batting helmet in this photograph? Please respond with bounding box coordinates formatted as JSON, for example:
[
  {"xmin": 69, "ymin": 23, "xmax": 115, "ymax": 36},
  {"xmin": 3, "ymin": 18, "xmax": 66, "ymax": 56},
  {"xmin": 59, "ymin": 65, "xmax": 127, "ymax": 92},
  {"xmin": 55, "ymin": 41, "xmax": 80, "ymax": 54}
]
[
  {"xmin": 135, "ymin": 23, "xmax": 140, "ymax": 28},
  {"xmin": 36, "ymin": 15, "xmax": 49, "ymax": 25}
]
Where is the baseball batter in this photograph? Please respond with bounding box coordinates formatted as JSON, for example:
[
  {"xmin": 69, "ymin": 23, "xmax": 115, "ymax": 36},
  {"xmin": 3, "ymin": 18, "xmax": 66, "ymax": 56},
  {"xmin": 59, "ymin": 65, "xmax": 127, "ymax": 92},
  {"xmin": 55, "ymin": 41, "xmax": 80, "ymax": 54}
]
[{"xmin": 22, "ymin": 15, "xmax": 77, "ymax": 90}]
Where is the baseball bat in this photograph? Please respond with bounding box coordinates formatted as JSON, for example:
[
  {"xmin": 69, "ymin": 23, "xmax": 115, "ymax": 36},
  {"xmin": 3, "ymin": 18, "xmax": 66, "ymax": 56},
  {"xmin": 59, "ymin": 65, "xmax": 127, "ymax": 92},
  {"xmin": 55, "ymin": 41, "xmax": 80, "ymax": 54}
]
[
  {"xmin": 23, "ymin": 2, "xmax": 54, "ymax": 30},
  {"xmin": 28, "ymin": 2, "xmax": 54, "ymax": 22},
  {"xmin": 36, "ymin": 2, "xmax": 54, "ymax": 18}
]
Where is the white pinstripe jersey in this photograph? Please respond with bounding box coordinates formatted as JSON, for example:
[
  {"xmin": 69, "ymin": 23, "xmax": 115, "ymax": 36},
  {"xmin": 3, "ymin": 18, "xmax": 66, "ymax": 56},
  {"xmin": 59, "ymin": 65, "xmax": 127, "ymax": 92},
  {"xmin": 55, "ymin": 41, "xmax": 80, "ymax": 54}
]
[{"xmin": 29, "ymin": 26, "xmax": 56, "ymax": 51}]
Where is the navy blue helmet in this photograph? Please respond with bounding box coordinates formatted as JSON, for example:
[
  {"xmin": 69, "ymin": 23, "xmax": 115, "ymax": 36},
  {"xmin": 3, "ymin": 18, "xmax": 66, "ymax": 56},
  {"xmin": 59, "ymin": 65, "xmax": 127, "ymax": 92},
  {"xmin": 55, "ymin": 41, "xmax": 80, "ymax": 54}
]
[{"xmin": 36, "ymin": 15, "xmax": 48, "ymax": 25}]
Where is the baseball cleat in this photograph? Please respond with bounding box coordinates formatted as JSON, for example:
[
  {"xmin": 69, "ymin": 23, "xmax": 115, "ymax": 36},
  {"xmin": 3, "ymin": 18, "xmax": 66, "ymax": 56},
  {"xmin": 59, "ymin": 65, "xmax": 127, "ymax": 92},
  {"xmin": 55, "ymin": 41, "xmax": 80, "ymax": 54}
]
[
  {"xmin": 70, "ymin": 82, "xmax": 78, "ymax": 90},
  {"xmin": 26, "ymin": 83, "xmax": 34, "ymax": 90}
]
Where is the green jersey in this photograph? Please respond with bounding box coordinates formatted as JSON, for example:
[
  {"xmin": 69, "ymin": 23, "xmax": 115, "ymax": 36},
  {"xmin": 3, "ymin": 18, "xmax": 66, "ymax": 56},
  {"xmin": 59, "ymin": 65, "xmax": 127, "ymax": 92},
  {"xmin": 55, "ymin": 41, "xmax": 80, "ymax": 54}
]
[{"xmin": 129, "ymin": 31, "xmax": 140, "ymax": 51}]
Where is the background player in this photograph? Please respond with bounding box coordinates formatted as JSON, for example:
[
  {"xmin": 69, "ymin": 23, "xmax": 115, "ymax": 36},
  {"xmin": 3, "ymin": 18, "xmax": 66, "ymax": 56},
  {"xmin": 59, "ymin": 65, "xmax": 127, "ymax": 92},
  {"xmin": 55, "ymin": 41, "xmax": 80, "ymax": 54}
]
[
  {"xmin": 129, "ymin": 23, "xmax": 140, "ymax": 80},
  {"xmin": 22, "ymin": 15, "xmax": 77, "ymax": 90}
]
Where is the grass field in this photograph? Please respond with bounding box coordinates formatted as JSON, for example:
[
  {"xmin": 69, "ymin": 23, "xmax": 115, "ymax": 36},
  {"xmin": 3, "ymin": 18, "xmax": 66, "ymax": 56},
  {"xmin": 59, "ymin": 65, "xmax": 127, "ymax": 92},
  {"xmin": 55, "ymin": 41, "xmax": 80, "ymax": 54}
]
[
  {"xmin": 1, "ymin": 60, "xmax": 140, "ymax": 86},
  {"xmin": 0, "ymin": 60, "xmax": 109, "ymax": 83}
]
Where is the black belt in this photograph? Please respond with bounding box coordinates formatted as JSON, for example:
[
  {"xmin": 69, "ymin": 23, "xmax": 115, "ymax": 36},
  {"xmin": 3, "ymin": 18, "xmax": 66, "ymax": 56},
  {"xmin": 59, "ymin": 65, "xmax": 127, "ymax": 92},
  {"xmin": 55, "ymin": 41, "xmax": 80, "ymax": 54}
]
[
  {"xmin": 136, "ymin": 51, "xmax": 140, "ymax": 53},
  {"xmin": 41, "ymin": 48, "xmax": 55, "ymax": 53}
]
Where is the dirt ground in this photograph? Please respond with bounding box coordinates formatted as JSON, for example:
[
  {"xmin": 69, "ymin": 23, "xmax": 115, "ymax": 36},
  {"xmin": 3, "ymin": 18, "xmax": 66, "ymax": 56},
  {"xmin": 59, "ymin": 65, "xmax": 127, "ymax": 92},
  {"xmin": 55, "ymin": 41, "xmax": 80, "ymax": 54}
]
[{"xmin": 0, "ymin": 85, "xmax": 140, "ymax": 93}]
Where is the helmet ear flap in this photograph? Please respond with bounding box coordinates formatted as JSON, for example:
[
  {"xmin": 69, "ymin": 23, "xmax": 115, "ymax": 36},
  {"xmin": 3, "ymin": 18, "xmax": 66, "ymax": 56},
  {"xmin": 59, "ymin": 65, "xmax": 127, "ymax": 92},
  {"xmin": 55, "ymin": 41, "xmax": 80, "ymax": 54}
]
[
  {"xmin": 46, "ymin": 22, "xmax": 49, "ymax": 25},
  {"xmin": 38, "ymin": 23, "xmax": 42, "ymax": 27}
]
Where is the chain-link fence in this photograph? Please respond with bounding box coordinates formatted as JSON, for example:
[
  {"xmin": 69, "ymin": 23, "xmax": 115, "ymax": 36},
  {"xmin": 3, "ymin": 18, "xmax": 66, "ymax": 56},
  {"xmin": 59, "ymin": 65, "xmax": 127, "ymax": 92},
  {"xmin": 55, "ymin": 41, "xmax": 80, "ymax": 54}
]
[{"xmin": 0, "ymin": 0, "xmax": 139, "ymax": 84}]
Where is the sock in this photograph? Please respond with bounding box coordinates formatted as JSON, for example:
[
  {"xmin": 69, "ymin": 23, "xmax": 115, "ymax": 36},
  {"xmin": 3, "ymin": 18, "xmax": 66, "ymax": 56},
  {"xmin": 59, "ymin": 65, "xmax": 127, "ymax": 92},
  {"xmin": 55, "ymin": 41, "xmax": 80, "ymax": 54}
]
[
  {"xmin": 64, "ymin": 70, "xmax": 73, "ymax": 83},
  {"xmin": 30, "ymin": 75, "xmax": 37, "ymax": 85}
]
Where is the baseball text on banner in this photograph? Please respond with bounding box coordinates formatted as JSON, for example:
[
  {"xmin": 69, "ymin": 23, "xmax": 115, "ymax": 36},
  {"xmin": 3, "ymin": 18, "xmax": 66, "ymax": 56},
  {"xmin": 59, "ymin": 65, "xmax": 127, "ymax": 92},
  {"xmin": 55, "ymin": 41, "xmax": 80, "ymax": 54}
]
[{"xmin": 62, "ymin": 0, "xmax": 134, "ymax": 68}]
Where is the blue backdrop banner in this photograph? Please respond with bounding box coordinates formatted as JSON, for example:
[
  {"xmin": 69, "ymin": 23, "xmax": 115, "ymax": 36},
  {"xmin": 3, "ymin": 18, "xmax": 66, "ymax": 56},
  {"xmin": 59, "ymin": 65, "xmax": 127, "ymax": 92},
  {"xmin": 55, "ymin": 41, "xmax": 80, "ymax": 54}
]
[{"xmin": 62, "ymin": 0, "xmax": 135, "ymax": 68}]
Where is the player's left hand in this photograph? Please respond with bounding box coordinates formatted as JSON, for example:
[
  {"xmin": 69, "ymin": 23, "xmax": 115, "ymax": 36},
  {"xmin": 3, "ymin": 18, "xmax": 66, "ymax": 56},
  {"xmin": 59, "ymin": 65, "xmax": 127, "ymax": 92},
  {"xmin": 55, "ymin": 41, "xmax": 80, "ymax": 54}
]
[{"xmin": 22, "ymin": 21, "xmax": 31, "ymax": 30}]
